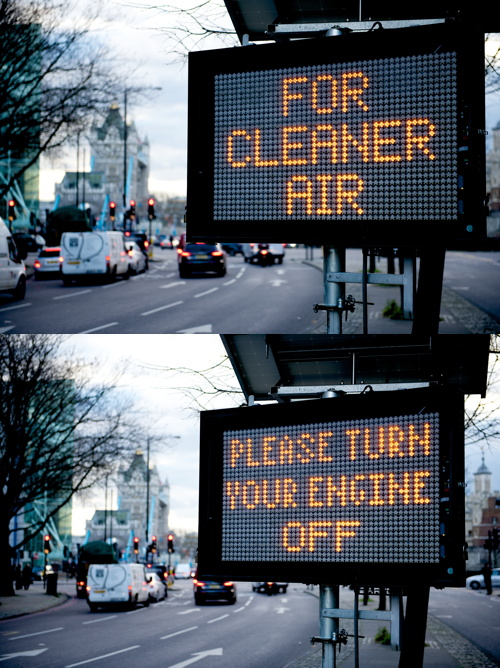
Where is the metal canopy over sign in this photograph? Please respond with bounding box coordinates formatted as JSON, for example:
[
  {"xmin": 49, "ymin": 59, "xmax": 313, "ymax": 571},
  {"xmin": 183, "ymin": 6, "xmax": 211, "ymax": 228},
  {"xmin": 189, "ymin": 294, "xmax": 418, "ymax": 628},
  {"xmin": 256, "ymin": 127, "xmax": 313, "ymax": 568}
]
[
  {"xmin": 222, "ymin": 0, "xmax": 500, "ymax": 42},
  {"xmin": 198, "ymin": 387, "xmax": 465, "ymax": 587},
  {"xmin": 220, "ymin": 335, "xmax": 490, "ymax": 401},
  {"xmin": 187, "ymin": 23, "xmax": 485, "ymax": 247}
]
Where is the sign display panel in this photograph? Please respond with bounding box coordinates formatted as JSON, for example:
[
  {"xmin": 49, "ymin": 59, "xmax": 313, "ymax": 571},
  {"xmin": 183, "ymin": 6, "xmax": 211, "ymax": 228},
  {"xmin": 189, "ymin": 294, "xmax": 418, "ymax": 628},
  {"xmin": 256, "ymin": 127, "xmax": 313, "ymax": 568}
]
[
  {"xmin": 187, "ymin": 23, "xmax": 485, "ymax": 247},
  {"xmin": 198, "ymin": 389, "xmax": 465, "ymax": 586}
]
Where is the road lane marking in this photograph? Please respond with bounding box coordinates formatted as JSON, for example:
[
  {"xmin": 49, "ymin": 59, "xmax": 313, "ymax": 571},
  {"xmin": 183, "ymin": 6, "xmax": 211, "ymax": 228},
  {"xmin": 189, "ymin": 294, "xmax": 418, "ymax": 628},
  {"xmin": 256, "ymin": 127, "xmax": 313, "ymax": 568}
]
[
  {"xmin": 207, "ymin": 614, "xmax": 229, "ymax": 624},
  {"xmin": 233, "ymin": 606, "xmax": 246, "ymax": 613},
  {"xmin": 160, "ymin": 282, "xmax": 186, "ymax": 289},
  {"xmin": 65, "ymin": 645, "xmax": 140, "ymax": 667},
  {"xmin": 0, "ymin": 303, "xmax": 32, "ymax": 312},
  {"xmin": 194, "ymin": 288, "xmax": 218, "ymax": 298},
  {"xmin": 160, "ymin": 626, "xmax": 198, "ymax": 640},
  {"xmin": 141, "ymin": 301, "xmax": 183, "ymax": 316},
  {"xmin": 176, "ymin": 325, "xmax": 212, "ymax": 333},
  {"xmin": 77, "ymin": 322, "xmax": 119, "ymax": 334},
  {"xmin": 82, "ymin": 615, "xmax": 117, "ymax": 625},
  {"xmin": 223, "ymin": 279, "xmax": 236, "ymax": 285},
  {"xmin": 53, "ymin": 290, "xmax": 92, "ymax": 300},
  {"xmin": 178, "ymin": 609, "xmax": 200, "ymax": 615},
  {"xmin": 245, "ymin": 596, "xmax": 254, "ymax": 606},
  {"xmin": 167, "ymin": 649, "xmax": 223, "ymax": 668},
  {"xmin": 9, "ymin": 627, "xmax": 63, "ymax": 640},
  {"xmin": 0, "ymin": 648, "xmax": 48, "ymax": 660}
]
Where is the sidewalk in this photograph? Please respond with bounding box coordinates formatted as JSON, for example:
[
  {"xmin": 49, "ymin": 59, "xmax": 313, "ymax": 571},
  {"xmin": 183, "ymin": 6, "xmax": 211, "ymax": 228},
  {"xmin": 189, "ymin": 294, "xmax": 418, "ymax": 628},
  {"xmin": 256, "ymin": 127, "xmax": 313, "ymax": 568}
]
[
  {"xmin": 298, "ymin": 249, "xmax": 500, "ymax": 334},
  {"xmin": 287, "ymin": 586, "xmax": 499, "ymax": 668},
  {"xmin": 0, "ymin": 578, "xmax": 74, "ymax": 620}
]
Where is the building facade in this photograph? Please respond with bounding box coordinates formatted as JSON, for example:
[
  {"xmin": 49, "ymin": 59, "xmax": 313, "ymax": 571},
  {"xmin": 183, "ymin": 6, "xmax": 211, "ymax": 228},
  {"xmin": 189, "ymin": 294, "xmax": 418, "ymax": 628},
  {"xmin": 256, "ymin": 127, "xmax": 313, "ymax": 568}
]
[
  {"xmin": 465, "ymin": 456, "xmax": 500, "ymax": 570},
  {"xmin": 85, "ymin": 449, "xmax": 170, "ymax": 559},
  {"xmin": 54, "ymin": 104, "xmax": 150, "ymax": 225}
]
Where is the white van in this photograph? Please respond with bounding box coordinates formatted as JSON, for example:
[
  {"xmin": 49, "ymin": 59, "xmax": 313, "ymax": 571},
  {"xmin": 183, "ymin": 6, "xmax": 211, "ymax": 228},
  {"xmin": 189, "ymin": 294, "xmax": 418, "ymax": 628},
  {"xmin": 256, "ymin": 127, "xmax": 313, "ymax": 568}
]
[
  {"xmin": 87, "ymin": 563, "xmax": 150, "ymax": 611},
  {"xmin": 0, "ymin": 218, "xmax": 27, "ymax": 300},
  {"xmin": 60, "ymin": 231, "xmax": 130, "ymax": 284}
]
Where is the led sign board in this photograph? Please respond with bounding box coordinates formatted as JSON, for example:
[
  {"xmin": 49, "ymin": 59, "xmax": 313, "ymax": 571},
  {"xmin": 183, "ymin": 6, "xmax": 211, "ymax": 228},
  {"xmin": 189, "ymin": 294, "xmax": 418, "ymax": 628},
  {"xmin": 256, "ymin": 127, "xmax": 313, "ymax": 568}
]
[
  {"xmin": 198, "ymin": 388, "xmax": 465, "ymax": 587},
  {"xmin": 187, "ymin": 23, "xmax": 485, "ymax": 247}
]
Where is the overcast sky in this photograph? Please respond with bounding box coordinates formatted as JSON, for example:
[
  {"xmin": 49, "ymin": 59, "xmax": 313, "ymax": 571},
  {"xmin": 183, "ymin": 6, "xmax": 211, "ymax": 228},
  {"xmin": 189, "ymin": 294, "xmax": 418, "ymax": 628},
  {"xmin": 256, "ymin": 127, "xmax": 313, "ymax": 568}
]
[
  {"xmin": 39, "ymin": 2, "xmax": 500, "ymax": 202},
  {"xmin": 67, "ymin": 334, "xmax": 500, "ymax": 538}
]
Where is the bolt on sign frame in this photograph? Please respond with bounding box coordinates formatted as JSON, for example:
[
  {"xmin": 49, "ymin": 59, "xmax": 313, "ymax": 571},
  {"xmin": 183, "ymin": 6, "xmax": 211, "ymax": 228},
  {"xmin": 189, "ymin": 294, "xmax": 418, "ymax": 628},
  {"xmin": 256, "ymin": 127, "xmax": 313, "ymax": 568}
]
[
  {"xmin": 187, "ymin": 22, "xmax": 485, "ymax": 248},
  {"xmin": 198, "ymin": 387, "xmax": 465, "ymax": 587}
]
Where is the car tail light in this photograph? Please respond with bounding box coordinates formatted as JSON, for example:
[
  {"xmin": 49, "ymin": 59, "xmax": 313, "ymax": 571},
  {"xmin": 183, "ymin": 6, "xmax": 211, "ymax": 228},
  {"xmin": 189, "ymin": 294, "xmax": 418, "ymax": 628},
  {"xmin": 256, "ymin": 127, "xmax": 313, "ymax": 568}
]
[
  {"xmin": 128, "ymin": 250, "xmax": 133, "ymax": 257},
  {"xmin": 59, "ymin": 257, "xmax": 64, "ymax": 263},
  {"xmin": 105, "ymin": 255, "xmax": 111, "ymax": 262},
  {"xmin": 128, "ymin": 585, "xmax": 132, "ymax": 591},
  {"xmin": 211, "ymin": 251, "xmax": 223, "ymax": 257},
  {"xmin": 223, "ymin": 581, "xmax": 234, "ymax": 587},
  {"xmin": 144, "ymin": 240, "xmax": 149, "ymax": 248},
  {"xmin": 34, "ymin": 260, "xmax": 41, "ymax": 269},
  {"xmin": 261, "ymin": 249, "xmax": 269, "ymax": 255},
  {"xmin": 196, "ymin": 581, "xmax": 205, "ymax": 587},
  {"xmin": 180, "ymin": 251, "xmax": 191, "ymax": 257},
  {"xmin": 86, "ymin": 585, "xmax": 90, "ymax": 592},
  {"xmin": 78, "ymin": 581, "xmax": 85, "ymax": 587}
]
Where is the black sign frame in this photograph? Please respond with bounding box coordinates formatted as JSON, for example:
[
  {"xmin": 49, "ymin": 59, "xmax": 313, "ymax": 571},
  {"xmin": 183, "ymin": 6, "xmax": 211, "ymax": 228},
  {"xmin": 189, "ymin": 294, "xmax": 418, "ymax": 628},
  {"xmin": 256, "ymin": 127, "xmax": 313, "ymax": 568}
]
[
  {"xmin": 187, "ymin": 22, "xmax": 485, "ymax": 248},
  {"xmin": 198, "ymin": 387, "xmax": 465, "ymax": 587}
]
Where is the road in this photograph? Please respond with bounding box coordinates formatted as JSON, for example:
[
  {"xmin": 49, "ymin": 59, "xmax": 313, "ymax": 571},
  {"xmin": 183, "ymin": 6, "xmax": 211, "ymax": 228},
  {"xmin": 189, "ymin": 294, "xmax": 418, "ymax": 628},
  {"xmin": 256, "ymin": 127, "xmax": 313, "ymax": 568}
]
[
  {"xmin": 0, "ymin": 249, "xmax": 324, "ymax": 334},
  {"xmin": 0, "ymin": 247, "xmax": 498, "ymax": 333},
  {"xmin": 443, "ymin": 250, "xmax": 500, "ymax": 323},
  {"xmin": 428, "ymin": 585, "xmax": 500, "ymax": 664},
  {"xmin": 0, "ymin": 580, "xmax": 319, "ymax": 668}
]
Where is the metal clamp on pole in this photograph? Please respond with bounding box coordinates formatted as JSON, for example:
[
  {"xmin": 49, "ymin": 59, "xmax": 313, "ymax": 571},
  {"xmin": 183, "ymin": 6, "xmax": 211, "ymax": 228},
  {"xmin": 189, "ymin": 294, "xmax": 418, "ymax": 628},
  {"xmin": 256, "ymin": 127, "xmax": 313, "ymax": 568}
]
[
  {"xmin": 313, "ymin": 295, "xmax": 374, "ymax": 322},
  {"xmin": 311, "ymin": 628, "xmax": 363, "ymax": 652}
]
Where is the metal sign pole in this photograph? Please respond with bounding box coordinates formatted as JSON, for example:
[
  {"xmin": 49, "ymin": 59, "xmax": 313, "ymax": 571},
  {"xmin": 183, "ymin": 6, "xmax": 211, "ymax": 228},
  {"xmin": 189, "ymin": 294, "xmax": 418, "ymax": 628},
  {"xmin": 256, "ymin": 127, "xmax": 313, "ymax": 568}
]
[
  {"xmin": 319, "ymin": 584, "xmax": 339, "ymax": 668},
  {"xmin": 323, "ymin": 246, "xmax": 345, "ymax": 334}
]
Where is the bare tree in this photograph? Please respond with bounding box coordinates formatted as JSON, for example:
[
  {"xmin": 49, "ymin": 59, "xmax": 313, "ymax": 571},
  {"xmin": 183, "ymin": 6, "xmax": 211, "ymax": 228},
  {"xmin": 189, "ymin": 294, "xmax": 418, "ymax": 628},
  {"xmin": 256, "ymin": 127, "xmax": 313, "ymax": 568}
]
[
  {"xmin": 0, "ymin": 335, "xmax": 139, "ymax": 596},
  {"xmin": 143, "ymin": 2, "xmax": 500, "ymax": 95},
  {"xmin": 0, "ymin": 0, "xmax": 124, "ymax": 202}
]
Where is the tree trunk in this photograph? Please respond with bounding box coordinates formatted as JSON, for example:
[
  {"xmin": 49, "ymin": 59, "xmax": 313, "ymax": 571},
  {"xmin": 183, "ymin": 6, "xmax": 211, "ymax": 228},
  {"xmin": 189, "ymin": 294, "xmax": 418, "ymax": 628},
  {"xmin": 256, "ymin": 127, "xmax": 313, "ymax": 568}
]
[{"xmin": 0, "ymin": 518, "xmax": 15, "ymax": 596}]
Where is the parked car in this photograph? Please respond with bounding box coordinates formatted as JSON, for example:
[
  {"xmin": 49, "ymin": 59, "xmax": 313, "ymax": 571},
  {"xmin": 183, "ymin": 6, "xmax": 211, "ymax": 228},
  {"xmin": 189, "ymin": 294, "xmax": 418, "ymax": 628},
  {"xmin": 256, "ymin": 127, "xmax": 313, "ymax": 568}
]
[
  {"xmin": 466, "ymin": 568, "xmax": 500, "ymax": 590},
  {"xmin": 60, "ymin": 231, "xmax": 130, "ymax": 284},
  {"xmin": 178, "ymin": 242, "xmax": 226, "ymax": 278},
  {"xmin": 33, "ymin": 247, "xmax": 61, "ymax": 279},
  {"xmin": 194, "ymin": 577, "xmax": 237, "ymax": 605},
  {"xmin": 147, "ymin": 572, "xmax": 167, "ymax": 602},
  {"xmin": 125, "ymin": 241, "xmax": 147, "ymax": 274}
]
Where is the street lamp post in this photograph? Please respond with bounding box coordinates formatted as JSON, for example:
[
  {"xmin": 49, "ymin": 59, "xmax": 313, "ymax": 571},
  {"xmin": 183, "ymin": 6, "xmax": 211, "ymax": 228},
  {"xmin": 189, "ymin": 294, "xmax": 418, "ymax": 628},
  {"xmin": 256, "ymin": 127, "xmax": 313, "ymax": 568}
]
[{"xmin": 122, "ymin": 87, "xmax": 162, "ymax": 215}]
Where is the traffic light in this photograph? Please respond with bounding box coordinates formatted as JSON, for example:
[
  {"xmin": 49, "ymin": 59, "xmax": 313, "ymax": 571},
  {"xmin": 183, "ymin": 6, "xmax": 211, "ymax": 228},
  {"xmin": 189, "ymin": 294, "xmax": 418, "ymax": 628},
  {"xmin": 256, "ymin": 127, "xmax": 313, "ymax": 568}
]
[
  {"xmin": 133, "ymin": 536, "xmax": 139, "ymax": 554},
  {"xmin": 109, "ymin": 201, "xmax": 116, "ymax": 221},
  {"xmin": 129, "ymin": 200, "xmax": 136, "ymax": 220},
  {"xmin": 151, "ymin": 536, "xmax": 157, "ymax": 554},
  {"xmin": 44, "ymin": 535, "xmax": 51, "ymax": 554},
  {"xmin": 7, "ymin": 199, "xmax": 15, "ymax": 222},
  {"xmin": 167, "ymin": 533, "xmax": 175, "ymax": 553},
  {"xmin": 147, "ymin": 198, "xmax": 155, "ymax": 220}
]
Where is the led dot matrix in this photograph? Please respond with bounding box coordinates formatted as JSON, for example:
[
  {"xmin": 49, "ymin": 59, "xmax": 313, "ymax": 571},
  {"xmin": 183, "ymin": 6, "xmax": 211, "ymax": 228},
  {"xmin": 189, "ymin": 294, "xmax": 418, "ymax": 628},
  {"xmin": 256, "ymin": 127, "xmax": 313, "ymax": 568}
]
[
  {"xmin": 221, "ymin": 413, "xmax": 440, "ymax": 564},
  {"xmin": 214, "ymin": 54, "xmax": 457, "ymax": 222}
]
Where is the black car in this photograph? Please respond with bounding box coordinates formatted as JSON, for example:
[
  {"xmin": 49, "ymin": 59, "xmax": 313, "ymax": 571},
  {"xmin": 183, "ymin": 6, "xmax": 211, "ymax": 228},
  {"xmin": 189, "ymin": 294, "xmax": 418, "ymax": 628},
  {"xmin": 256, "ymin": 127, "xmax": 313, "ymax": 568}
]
[
  {"xmin": 124, "ymin": 232, "xmax": 149, "ymax": 254},
  {"xmin": 221, "ymin": 243, "xmax": 243, "ymax": 256},
  {"xmin": 194, "ymin": 577, "xmax": 236, "ymax": 605},
  {"xmin": 178, "ymin": 242, "xmax": 226, "ymax": 278}
]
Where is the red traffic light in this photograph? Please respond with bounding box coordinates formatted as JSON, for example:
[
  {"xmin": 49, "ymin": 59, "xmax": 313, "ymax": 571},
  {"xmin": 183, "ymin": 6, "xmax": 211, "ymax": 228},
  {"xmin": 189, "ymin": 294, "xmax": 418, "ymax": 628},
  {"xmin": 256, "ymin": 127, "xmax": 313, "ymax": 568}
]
[
  {"xmin": 148, "ymin": 198, "xmax": 155, "ymax": 206},
  {"xmin": 130, "ymin": 200, "xmax": 136, "ymax": 207},
  {"xmin": 7, "ymin": 199, "xmax": 16, "ymax": 221}
]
